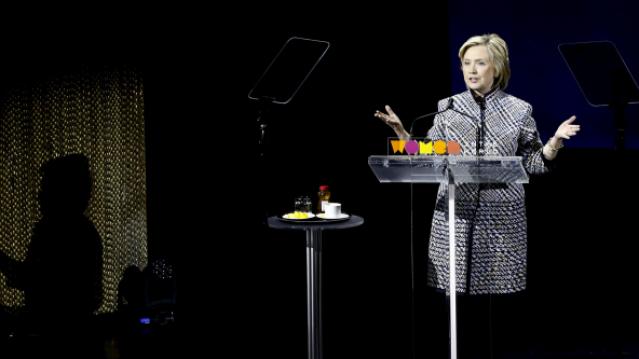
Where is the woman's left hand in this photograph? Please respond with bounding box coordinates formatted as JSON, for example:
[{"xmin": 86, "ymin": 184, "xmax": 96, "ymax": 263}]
[{"xmin": 554, "ymin": 115, "xmax": 580, "ymax": 140}]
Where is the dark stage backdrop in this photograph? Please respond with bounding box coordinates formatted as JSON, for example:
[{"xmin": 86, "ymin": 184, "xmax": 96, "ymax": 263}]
[{"xmin": 9, "ymin": 4, "xmax": 635, "ymax": 357}]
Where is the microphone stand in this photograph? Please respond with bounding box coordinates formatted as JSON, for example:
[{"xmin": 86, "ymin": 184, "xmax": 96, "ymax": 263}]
[
  {"xmin": 467, "ymin": 98, "xmax": 486, "ymax": 292},
  {"xmin": 477, "ymin": 98, "xmax": 486, "ymax": 157},
  {"xmin": 256, "ymin": 97, "xmax": 275, "ymax": 159},
  {"xmin": 254, "ymin": 97, "xmax": 276, "ymax": 224}
]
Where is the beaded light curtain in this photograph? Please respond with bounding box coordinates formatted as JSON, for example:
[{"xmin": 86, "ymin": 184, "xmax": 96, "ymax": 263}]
[{"xmin": 0, "ymin": 67, "xmax": 147, "ymax": 313}]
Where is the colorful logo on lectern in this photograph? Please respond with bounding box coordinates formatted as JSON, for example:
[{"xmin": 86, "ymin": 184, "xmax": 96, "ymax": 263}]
[{"xmin": 388, "ymin": 138, "xmax": 461, "ymax": 155}]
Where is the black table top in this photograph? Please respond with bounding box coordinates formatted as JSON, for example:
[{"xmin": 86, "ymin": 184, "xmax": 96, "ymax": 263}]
[{"xmin": 267, "ymin": 214, "xmax": 364, "ymax": 231}]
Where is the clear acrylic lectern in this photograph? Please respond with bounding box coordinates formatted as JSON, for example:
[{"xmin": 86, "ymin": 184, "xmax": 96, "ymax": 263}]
[{"xmin": 368, "ymin": 155, "xmax": 529, "ymax": 359}]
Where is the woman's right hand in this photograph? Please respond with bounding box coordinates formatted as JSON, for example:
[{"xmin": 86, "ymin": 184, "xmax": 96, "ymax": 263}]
[{"xmin": 374, "ymin": 105, "xmax": 409, "ymax": 139}]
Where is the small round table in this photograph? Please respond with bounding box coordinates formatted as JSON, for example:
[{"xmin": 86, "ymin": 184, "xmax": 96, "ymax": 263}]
[{"xmin": 267, "ymin": 215, "xmax": 364, "ymax": 359}]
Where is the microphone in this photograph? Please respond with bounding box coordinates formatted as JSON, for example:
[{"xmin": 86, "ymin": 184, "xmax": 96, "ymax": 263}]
[
  {"xmin": 477, "ymin": 97, "xmax": 486, "ymax": 156},
  {"xmin": 447, "ymin": 98, "xmax": 485, "ymax": 156},
  {"xmin": 408, "ymin": 98, "xmax": 454, "ymax": 136},
  {"xmin": 477, "ymin": 96, "xmax": 486, "ymax": 111}
]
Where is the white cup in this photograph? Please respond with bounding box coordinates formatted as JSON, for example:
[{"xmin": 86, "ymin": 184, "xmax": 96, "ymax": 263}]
[{"xmin": 324, "ymin": 202, "xmax": 342, "ymax": 218}]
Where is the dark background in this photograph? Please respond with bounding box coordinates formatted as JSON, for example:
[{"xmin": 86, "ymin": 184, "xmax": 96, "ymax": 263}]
[{"xmin": 3, "ymin": 3, "xmax": 639, "ymax": 357}]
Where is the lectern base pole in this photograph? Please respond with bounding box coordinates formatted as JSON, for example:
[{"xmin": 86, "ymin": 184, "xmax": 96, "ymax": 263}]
[{"xmin": 448, "ymin": 182, "xmax": 457, "ymax": 359}]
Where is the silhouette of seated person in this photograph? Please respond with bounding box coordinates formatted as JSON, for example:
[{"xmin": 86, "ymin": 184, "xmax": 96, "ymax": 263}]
[
  {"xmin": 0, "ymin": 154, "xmax": 103, "ymax": 355},
  {"xmin": 118, "ymin": 259, "xmax": 177, "ymax": 317},
  {"xmin": 116, "ymin": 260, "xmax": 176, "ymax": 358}
]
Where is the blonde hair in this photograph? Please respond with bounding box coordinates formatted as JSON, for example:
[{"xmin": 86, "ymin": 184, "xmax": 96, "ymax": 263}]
[{"xmin": 458, "ymin": 33, "xmax": 511, "ymax": 90}]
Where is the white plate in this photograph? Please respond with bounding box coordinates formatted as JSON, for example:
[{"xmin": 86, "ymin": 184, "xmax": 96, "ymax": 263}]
[
  {"xmin": 281, "ymin": 212, "xmax": 316, "ymax": 220},
  {"xmin": 317, "ymin": 213, "xmax": 350, "ymax": 220}
]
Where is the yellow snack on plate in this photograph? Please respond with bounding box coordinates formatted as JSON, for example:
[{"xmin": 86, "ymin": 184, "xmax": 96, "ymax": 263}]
[
  {"xmin": 291, "ymin": 211, "xmax": 309, "ymax": 219},
  {"xmin": 284, "ymin": 211, "xmax": 312, "ymax": 219}
]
